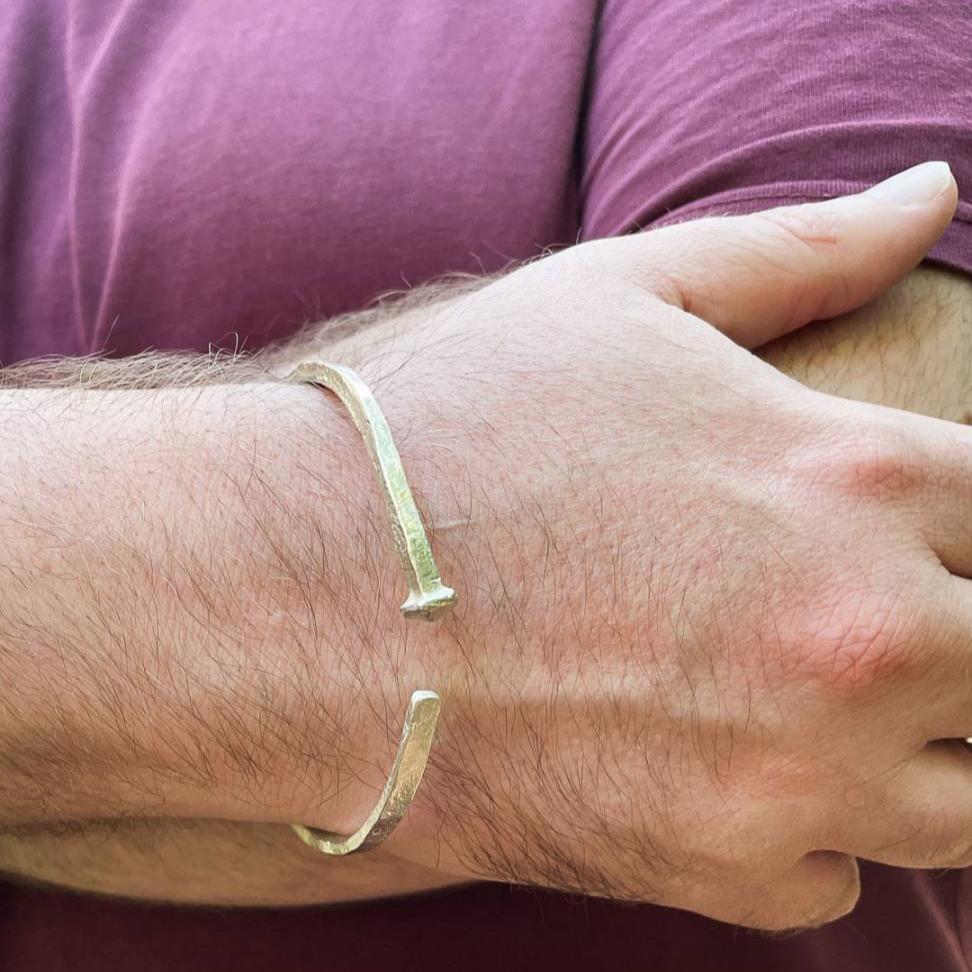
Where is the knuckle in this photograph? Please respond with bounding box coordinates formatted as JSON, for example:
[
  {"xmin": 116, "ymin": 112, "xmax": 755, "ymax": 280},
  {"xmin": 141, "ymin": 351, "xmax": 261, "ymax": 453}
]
[
  {"xmin": 794, "ymin": 581, "xmax": 927, "ymax": 693},
  {"xmin": 634, "ymin": 225, "xmax": 712, "ymax": 305},
  {"xmin": 758, "ymin": 206, "xmax": 841, "ymax": 259},
  {"xmin": 589, "ymin": 220, "xmax": 717, "ymax": 306},
  {"xmin": 815, "ymin": 425, "xmax": 925, "ymax": 503},
  {"xmin": 752, "ymin": 206, "xmax": 852, "ymax": 320}
]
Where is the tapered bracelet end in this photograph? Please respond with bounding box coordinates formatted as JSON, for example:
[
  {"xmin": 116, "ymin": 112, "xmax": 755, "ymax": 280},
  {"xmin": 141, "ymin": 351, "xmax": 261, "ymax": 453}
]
[{"xmin": 401, "ymin": 584, "xmax": 457, "ymax": 620}]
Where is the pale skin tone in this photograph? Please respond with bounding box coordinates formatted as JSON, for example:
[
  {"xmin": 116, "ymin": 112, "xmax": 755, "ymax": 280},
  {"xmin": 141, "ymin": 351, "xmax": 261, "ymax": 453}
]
[
  {"xmin": 0, "ymin": 163, "xmax": 971, "ymax": 929},
  {"xmin": 4, "ymin": 264, "xmax": 970, "ymax": 910}
]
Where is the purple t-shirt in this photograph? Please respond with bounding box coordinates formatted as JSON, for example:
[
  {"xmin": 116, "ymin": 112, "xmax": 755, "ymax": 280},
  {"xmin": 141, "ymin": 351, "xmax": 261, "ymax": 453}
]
[{"xmin": 1, "ymin": 1, "xmax": 970, "ymax": 969}]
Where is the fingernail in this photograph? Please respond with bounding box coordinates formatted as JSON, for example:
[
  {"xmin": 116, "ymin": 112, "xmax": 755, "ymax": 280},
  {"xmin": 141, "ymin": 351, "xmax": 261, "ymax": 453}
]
[{"xmin": 864, "ymin": 161, "xmax": 954, "ymax": 205}]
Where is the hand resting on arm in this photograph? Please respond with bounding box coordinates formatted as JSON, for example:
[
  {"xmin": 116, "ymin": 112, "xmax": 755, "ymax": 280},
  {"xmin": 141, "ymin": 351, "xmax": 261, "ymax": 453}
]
[{"xmin": 1, "ymin": 164, "xmax": 970, "ymax": 930}]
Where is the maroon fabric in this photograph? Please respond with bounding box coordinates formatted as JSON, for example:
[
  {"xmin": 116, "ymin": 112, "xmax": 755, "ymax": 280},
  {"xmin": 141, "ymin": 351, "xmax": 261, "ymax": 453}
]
[
  {"xmin": 1, "ymin": 0, "xmax": 971, "ymax": 363},
  {"xmin": 1, "ymin": 1, "xmax": 971, "ymax": 968},
  {"xmin": 0, "ymin": 864, "xmax": 968, "ymax": 971}
]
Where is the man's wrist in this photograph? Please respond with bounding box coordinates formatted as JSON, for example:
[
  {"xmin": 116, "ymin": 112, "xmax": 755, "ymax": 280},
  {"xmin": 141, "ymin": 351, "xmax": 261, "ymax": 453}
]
[{"xmin": 0, "ymin": 376, "xmax": 429, "ymax": 830}]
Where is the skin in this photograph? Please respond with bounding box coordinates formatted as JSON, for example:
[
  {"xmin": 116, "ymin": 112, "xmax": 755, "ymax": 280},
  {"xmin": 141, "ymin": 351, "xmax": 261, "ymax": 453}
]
[
  {"xmin": 1, "ymin": 165, "xmax": 971, "ymax": 930},
  {"xmin": 1, "ymin": 264, "xmax": 969, "ymax": 909}
]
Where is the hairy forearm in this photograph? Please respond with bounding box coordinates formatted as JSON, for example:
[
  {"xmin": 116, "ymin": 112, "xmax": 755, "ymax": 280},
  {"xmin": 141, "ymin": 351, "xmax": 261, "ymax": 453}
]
[
  {"xmin": 2, "ymin": 263, "xmax": 969, "ymax": 907},
  {"xmin": 0, "ymin": 818, "xmax": 462, "ymax": 905},
  {"xmin": 760, "ymin": 265, "xmax": 972, "ymax": 423},
  {"xmin": 0, "ymin": 365, "xmax": 425, "ymax": 831}
]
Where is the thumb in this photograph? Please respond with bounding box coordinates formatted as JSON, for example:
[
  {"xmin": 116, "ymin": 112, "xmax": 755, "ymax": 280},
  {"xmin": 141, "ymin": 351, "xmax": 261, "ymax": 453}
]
[{"xmin": 634, "ymin": 161, "xmax": 958, "ymax": 348}]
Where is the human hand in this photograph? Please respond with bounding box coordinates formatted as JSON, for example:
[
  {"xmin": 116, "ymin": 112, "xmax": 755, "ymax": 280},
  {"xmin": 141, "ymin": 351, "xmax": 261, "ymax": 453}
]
[
  {"xmin": 327, "ymin": 162, "xmax": 972, "ymax": 929},
  {"xmin": 0, "ymin": 161, "xmax": 968, "ymax": 924}
]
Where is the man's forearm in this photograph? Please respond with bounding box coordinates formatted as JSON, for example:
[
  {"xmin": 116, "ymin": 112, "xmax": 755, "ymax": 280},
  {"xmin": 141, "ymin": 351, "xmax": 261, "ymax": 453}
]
[
  {"xmin": 2, "ymin": 174, "xmax": 971, "ymax": 920},
  {"xmin": 760, "ymin": 265, "xmax": 972, "ymax": 423},
  {"xmin": 4, "ymin": 263, "xmax": 970, "ymax": 908},
  {"xmin": 0, "ymin": 369, "xmax": 419, "ymax": 829}
]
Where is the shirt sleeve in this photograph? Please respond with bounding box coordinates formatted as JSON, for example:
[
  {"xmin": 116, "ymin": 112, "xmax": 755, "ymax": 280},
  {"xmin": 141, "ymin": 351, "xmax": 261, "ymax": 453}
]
[{"xmin": 579, "ymin": 0, "xmax": 972, "ymax": 276}]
